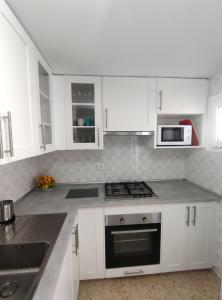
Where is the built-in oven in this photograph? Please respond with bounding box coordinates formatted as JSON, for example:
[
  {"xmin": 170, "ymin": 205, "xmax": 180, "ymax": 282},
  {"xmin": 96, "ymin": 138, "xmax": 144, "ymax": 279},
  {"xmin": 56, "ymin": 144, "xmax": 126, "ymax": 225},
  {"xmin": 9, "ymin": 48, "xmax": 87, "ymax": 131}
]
[{"xmin": 105, "ymin": 213, "xmax": 161, "ymax": 269}]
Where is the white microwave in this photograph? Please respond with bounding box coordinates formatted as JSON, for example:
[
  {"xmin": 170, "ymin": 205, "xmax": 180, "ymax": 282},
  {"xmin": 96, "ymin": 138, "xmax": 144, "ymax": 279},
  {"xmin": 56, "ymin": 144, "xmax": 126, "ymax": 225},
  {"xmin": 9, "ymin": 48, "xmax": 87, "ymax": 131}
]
[{"xmin": 157, "ymin": 125, "xmax": 192, "ymax": 146}]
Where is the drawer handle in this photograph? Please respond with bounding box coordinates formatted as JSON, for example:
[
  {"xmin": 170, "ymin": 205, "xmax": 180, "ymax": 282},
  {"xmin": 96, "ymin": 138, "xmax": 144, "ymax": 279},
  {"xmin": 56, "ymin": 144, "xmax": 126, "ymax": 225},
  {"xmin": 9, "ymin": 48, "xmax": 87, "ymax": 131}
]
[
  {"xmin": 2, "ymin": 112, "xmax": 14, "ymax": 157},
  {"xmin": 192, "ymin": 206, "xmax": 197, "ymax": 226},
  {"xmin": 124, "ymin": 269, "xmax": 144, "ymax": 276},
  {"xmin": 186, "ymin": 206, "xmax": 190, "ymax": 226}
]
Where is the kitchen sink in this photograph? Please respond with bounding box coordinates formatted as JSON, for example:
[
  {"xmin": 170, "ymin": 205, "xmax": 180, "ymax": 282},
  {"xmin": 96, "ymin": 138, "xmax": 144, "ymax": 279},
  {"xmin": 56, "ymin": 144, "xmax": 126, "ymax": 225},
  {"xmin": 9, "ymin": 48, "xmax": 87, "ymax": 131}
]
[
  {"xmin": 0, "ymin": 242, "xmax": 49, "ymax": 271},
  {"xmin": 0, "ymin": 213, "xmax": 67, "ymax": 300}
]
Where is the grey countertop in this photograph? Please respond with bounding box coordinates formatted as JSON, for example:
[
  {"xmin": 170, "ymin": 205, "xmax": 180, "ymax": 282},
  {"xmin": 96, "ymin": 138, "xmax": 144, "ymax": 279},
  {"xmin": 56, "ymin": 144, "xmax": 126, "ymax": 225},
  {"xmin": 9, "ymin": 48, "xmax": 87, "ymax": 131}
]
[{"xmin": 13, "ymin": 179, "xmax": 221, "ymax": 300}]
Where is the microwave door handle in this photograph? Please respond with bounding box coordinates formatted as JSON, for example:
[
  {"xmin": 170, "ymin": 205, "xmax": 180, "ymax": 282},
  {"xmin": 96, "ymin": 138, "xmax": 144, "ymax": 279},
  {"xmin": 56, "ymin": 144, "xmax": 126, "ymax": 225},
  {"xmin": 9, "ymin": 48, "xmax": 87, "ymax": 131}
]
[{"xmin": 111, "ymin": 229, "xmax": 158, "ymax": 235}]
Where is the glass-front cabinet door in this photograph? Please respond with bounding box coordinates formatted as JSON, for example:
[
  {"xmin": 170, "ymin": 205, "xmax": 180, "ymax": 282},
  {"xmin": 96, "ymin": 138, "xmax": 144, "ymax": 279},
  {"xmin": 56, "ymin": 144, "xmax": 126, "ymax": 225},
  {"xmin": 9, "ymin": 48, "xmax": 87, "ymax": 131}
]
[
  {"xmin": 38, "ymin": 61, "xmax": 54, "ymax": 152},
  {"xmin": 64, "ymin": 76, "xmax": 103, "ymax": 149}
]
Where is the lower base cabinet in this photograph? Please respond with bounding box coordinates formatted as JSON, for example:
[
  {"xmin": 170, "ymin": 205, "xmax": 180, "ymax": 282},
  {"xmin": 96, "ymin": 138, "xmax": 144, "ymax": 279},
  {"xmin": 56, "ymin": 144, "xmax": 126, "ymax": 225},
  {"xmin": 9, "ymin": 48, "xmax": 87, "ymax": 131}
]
[
  {"xmin": 78, "ymin": 207, "xmax": 105, "ymax": 280},
  {"xmin": 52, "ymin": 238, "xmax": 73, "ymax": 300},
  {"xmin": 161, "ymin": 202, "xmax": 216, "ymax": 273}
]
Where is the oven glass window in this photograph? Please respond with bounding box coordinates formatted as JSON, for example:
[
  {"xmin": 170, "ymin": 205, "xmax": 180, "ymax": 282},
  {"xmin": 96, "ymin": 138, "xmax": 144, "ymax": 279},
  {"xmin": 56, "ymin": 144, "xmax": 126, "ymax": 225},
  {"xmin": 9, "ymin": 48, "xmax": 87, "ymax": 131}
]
[
  {"xmin": 113, "ymin": 231, "xmax": 153, "ymax": 257},
  {"xmin": 162, "ymin": 127, "xmax": 184, "ymax": 142}
]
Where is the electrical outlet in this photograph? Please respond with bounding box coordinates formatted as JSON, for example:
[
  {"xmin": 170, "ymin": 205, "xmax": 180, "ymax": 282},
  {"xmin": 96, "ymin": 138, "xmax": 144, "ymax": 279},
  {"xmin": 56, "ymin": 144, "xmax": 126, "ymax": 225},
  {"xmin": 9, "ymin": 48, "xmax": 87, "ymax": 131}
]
[{"xmin": 95, "ymin": 163, "xmax": 104, "ymax": 170}]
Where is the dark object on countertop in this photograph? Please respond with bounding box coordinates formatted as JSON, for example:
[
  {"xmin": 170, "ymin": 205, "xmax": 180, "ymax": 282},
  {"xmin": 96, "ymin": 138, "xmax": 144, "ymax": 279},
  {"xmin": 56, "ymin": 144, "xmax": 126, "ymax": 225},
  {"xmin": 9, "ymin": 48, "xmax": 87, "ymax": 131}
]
[
  {"xmin": 0, "ymin": 200, "xmax": 15, "ymax": 225},
  {"xmin": 66, "ymin": 188, "xmax": 98, "ymax": 199}
]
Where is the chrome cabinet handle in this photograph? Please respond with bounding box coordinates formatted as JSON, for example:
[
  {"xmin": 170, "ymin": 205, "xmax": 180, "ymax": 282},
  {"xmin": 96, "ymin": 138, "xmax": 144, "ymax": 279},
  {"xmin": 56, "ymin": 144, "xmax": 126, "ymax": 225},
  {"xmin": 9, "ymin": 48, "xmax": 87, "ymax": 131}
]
[
  {"xmin": 97, "ymin": 127, "xmax": 100, "ymax": 147},
  {"xmin": 186, "ymin": 206, "xmax": 190, "ymax": 226},
  {"xmin": 105, "ymin": 108, "xmax": 108, "ymax": 128},
  {"xmin": 0, "ymin": 114, "xmax": 3, "ymax": 159},
  {"xmin": 39, "ymin": 123, "xmax": 46, "ymax": 150},
  {"xmin": 124, "ymin": 269, "xmax": 144, "ymax": 276},
  {"xmin": 158, "ymin": 90, "xmax": 162, "ymax": 110},
  {"xmin": 2, "ymin": 112, "xmax": 14, "ymax": 157},
  {"xmin": 73, "ymin": 225, "xmax": 79, "ymax": 255},
  {"xmin": 192, "ymin": 206, "xmax": 197, "ymax": 226}
]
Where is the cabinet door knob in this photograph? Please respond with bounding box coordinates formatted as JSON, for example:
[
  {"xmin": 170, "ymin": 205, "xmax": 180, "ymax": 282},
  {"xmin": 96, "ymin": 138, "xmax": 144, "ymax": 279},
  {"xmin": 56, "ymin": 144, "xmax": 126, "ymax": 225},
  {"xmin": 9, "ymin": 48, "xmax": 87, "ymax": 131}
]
[{"xmin": 120, "ymin": 218, "xmax": 125, "ymax": 225}]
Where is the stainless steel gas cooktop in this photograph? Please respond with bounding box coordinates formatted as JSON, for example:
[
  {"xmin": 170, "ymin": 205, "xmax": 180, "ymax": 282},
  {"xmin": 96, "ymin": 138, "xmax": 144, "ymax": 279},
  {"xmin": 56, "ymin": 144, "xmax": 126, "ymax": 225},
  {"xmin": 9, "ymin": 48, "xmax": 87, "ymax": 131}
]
[{"xmin": 105, "ymin": 181, "xmax": 158, "ymax": 200}]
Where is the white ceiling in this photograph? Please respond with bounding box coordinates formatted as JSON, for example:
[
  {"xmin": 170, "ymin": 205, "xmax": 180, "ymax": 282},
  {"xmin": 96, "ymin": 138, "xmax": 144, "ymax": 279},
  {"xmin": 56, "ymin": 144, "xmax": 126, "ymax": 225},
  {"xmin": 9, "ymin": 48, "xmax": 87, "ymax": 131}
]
[{"xmin": 6, "ymin": 0, "xmax": 222, "ymax": 78}]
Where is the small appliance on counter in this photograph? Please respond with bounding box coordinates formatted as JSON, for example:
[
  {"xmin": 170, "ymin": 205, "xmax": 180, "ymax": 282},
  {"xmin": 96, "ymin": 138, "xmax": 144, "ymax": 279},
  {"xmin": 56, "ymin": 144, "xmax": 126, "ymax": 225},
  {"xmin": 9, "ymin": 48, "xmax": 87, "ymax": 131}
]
[{"xmin": 0, "ymin": 200, "xmax": 15, "ymax": 225}]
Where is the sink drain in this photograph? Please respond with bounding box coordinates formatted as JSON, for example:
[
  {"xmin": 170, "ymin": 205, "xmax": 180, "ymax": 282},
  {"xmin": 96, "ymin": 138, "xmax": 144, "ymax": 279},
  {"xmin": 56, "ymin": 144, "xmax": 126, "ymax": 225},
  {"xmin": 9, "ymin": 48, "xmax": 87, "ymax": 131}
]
[{"xmin": 0, "ymin": 280, "xmax": 19, "ymax": 298}]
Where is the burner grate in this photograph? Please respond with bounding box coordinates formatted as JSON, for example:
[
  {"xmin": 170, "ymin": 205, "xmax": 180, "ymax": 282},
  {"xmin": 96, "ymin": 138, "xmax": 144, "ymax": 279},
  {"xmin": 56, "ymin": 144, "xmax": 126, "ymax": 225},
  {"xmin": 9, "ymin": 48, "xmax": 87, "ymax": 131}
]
[{"xmin": 105, "ymin": 181, "xmax": 155, "ymax": 199}]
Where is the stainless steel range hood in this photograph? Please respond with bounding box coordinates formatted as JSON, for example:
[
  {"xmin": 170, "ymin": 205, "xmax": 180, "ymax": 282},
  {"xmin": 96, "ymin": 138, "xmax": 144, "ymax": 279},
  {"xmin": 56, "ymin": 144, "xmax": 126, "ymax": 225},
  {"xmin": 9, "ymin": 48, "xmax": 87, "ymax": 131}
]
[{"xmin": 103, "ymin": 131, "xmax": 154, "ymax": 136}]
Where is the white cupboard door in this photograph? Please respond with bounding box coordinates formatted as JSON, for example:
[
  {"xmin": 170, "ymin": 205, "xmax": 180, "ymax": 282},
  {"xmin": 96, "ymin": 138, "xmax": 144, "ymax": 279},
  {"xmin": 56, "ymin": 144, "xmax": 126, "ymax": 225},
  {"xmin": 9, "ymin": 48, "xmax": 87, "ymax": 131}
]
[
  {"xmin": 36, "ymin": 60, "xmax": 55, "ymax": 154},
  {"xmin": 0, "ymin": 11, "xmax": 35, "ymax": 162},
  {"xmin": 188, "ymin": 202, "xmax": 216, "ymax": 269},
  {"xmin": 161, "ymin": 204, "xmax": 189, "ymax": 272},
  {"xmin": 103, "ymin": 77, "xmax": 157, "ymax": 131},
  {"xmin": 64, "ymin": 76, "xmax": 103, "ymax": 150},
  {"xmin": 78, "ymin": 208, "xmax": 105, "ymax": 280},
  {"xmin": 52, "ymin": 238, "xmax": 73, "ymax": 300},
  {"xmin": 157, "ymin": 78, "xmax": 208, "ymax": 115}
]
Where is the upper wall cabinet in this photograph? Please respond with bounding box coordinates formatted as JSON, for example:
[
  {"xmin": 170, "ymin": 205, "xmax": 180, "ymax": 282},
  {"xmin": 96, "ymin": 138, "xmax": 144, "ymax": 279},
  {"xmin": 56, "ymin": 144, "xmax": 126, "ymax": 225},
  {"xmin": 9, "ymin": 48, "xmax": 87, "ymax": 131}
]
[
  {"xmin": 0, "ymin": 0, "xmax": 55, "ymax": 164},
  {"xmin": 157, "ymin": 78, "xmax": 208, "ymax": 115},
  {"xmin": 103, "ymin": 77, "xmax": 157, "ymax": 132},
  {"xmin": 0, "ymin": 3, "xmax": 36, "ymax": 163},
  {"xmin": 64, "ymin": 76, "xmax": 103, "ymax": 150}
]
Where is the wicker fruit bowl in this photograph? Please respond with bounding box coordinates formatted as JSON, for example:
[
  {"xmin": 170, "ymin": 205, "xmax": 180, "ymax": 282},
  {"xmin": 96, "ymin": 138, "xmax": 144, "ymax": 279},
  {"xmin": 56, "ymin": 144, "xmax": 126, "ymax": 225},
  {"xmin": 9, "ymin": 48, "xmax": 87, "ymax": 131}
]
[{"xmin": 36, "ymin": 175, "xmax": 56, "ymax": 190}]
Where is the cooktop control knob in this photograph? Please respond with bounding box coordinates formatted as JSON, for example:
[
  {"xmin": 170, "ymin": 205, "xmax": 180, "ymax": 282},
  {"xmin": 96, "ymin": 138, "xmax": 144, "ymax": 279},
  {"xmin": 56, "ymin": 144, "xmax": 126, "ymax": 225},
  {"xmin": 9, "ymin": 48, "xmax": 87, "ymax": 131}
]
[
  {"xmin": 143, "ymin": 217, "xmax": 148, "ymax": 223},
  {"xmin": 120, "ymin": 218, "xmax": 125, "ymax": 224}
]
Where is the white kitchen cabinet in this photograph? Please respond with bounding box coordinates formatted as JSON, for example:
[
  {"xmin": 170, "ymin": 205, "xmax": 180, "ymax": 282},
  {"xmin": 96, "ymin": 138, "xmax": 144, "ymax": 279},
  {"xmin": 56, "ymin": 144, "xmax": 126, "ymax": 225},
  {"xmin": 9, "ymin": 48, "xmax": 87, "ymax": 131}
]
[
  {"xmin": 161, "ymin": 202, "xmax": 216, "ymax": 272},
  {"xmin": 188, "ymin": 202, "xmax": 215, "ymax": 269},
  {"xmin": 52, "ymin": 238, "xmax": 73, "ymax": 300},
  {"xmin": 157, "ymin": 78, "xmax": 208, "ymax": 115},
  {"xmin": 103, "ymin": 77, "xmax": 157, "ymax": 132},
  {"xmin": 72, "ymin": 217, "xmax": 80, "ymax": 300},
  {"xmin": 161, "ymin": 204, "xmax": 188, "ymax": 272},
  {"xmin": 0, "ymin": 0, "xmax": 55, "ymax": 163},
  {"xmin": 0, "ymin": 3, "xmax": 36, "ymax": 163},
  {"xmin": 78, "ymin": 207, "xmax": 105, "ymax": 280},
  {"xmin": 64, "ymin": 76, "xmax": 103, "ymax": 150}
]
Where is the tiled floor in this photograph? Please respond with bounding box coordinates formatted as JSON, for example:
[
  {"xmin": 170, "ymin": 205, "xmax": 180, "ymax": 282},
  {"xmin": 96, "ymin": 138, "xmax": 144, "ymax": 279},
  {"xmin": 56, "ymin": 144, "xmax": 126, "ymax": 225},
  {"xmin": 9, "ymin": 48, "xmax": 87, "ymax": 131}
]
[{"xmin": 79, "ymin": 270, "xmax": 221, "ymax": 300}]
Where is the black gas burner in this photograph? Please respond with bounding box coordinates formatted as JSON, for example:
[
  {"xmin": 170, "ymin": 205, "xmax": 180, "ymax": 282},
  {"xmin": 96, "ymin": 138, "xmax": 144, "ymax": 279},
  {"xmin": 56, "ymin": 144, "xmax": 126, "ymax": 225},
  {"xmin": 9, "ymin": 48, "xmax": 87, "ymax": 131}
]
[{"xmin": 105, "ymin": 181, "xmax": 157, "ymax": 200}]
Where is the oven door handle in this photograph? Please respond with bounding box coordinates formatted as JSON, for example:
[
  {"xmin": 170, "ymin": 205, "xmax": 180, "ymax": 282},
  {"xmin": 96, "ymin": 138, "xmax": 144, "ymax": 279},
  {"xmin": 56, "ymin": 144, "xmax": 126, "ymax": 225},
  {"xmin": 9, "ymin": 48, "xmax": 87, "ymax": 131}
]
[{"xmin": 111, "ymin": 228, "xmax": 158, "ymax": 235}]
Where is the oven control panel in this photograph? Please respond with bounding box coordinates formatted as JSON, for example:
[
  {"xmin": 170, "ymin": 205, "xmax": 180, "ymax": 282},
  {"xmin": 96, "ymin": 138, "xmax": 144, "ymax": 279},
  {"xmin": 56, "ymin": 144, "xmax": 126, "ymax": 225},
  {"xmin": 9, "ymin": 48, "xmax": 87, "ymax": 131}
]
[{"xmin": 105, "ymin": 213, "xmax": 161, "ymax": 226}]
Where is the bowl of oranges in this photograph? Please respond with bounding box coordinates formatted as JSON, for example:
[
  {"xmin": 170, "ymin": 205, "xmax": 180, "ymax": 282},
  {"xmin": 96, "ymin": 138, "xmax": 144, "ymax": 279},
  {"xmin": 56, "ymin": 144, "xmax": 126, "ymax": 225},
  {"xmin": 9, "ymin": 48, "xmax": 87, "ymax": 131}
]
[{"xmin": 36, "ymin": 175, "xmax": 56, "ymax": 191}]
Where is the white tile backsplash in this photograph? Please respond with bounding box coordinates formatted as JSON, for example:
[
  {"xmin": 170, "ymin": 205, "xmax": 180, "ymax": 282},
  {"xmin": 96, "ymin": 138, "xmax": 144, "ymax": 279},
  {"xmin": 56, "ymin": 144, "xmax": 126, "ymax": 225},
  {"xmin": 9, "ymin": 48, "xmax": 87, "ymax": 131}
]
[
  {"xmin": 39, "ymin": 136, "xmax": 188, "ymax": 183},
  {"xmin": 0, "ymin": 136, "xmax": 188, "ymax": 202},
  {"xmin": 0, "ymin": 155, "xmax": 43, "ymax": 201}
]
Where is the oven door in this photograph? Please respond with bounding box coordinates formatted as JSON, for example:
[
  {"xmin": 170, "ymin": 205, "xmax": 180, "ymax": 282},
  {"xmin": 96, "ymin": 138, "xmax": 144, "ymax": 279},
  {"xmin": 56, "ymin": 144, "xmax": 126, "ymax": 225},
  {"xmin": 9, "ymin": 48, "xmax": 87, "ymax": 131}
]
[{"xmin": 105, "ymin": 223, "xmax": 161, "ymax": 269}]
